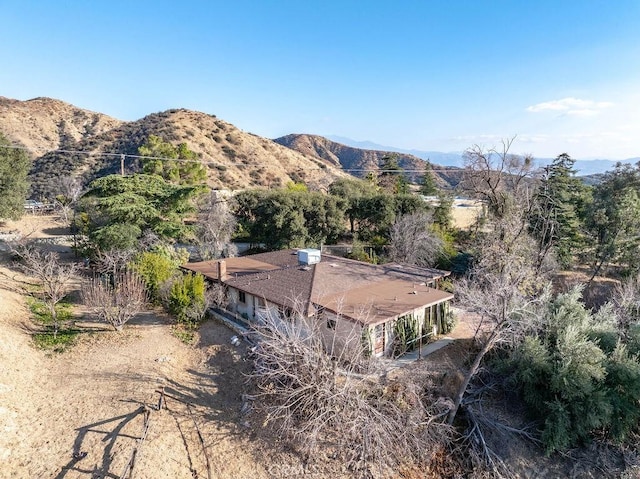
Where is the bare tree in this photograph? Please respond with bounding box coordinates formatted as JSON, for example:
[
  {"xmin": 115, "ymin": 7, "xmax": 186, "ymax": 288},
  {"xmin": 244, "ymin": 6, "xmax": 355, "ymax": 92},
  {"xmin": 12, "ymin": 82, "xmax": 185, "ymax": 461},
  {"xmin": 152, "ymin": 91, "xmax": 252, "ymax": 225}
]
[
  {"xmin": 447, "ymin": 211, "xmax": 552, "ymax": 427},
  {"xmin": 611, "ymin": 274, "xmax": 640, "ymax": 339},
  {"xmin": 54, "ymin": 175, "xmax": 83, "ymax": 225},
  {"xmin": 196, "ymin": 191, "xmax": 237, "ymax": 260},
  {"xmin": 83, "ymin": 270, "xmax": 147, "ymax": 331},
  {"xmin": 461, "ymin": 138, "xmax": 536, "ymax": 220},
  {"xmin": 449, "ymin": 262, "xmax": 549, "ymax": 423},
  {"xmin": 16, "ymin": 246, "xmax": 78, "ymax": 337},
  {"xmin": 249, "ymin": 308, "xmax": 453, "ymax": 476},
  {"xmin": 206, "ymin": 282, "xmax": 227, "ymax": 308},
  {"xmin": 95, "ymin": 248, "xmax": 134, "ymax": 277},
  {"xmin": 388, "ymin": 211, "xmax": 443, "ymax": 267}
]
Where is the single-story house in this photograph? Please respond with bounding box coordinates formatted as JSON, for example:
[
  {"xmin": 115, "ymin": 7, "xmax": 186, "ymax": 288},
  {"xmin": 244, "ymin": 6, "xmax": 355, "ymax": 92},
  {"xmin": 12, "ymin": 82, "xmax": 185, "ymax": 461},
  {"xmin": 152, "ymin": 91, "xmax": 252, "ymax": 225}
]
[{"xmin": 182, "ymin": 249, "xmax": 454, "ymax": 357}]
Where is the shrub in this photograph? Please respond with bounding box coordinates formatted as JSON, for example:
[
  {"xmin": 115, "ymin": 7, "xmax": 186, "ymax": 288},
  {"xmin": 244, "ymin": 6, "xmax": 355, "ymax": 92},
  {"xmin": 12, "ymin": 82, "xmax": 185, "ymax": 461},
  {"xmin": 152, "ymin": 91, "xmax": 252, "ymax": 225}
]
[
  {"xmin": 33, "ymin": 329, "xmax": 79, "ymax": 352},
  {"xmin": 83, "ymin": 270, "xmax": 148, "ymax": 331},
  {"xmin": 169, "ymin": 272, "xmax": 206, "ymax": 325},
  {"xmin": 503, "ymin": 288, "xmax": 640, "ymax": 452},
  {"xmin": 28, "ymin": 297, "xmax": 77, "ymax": 352},
  {"xmin": 131, "ymin": 251, "xmax": 178, "ymax": 301}
]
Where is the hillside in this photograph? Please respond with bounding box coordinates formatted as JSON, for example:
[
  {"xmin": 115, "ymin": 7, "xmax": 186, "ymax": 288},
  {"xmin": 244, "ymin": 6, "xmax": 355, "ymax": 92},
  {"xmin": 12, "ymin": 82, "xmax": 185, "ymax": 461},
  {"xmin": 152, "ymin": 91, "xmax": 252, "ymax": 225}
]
[
  {"xmin": 0, "ymin": 96, "xmax": 122, "ymax": 154},
  {"xmin": 274, "ymin": 133, "xmax": 463, "ymax": 188},
  {"xmin": 0, "ymin": 98, "xmax": 348, "ymax": 199}
]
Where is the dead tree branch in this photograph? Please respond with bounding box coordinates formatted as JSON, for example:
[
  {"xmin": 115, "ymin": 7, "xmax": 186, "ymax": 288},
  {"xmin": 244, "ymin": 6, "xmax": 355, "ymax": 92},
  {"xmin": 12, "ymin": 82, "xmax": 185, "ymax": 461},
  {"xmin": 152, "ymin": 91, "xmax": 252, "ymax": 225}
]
[
  {"xmin": 249, "ymin": 309, "xmax": 453, "ymax": 476},
  {"xmin": 83, "ymin": 270, "xmax": 147, "ymax": 331},
  {"xmin": 15, "ymin": 246, "xmax": 77, "ymax": 337}
]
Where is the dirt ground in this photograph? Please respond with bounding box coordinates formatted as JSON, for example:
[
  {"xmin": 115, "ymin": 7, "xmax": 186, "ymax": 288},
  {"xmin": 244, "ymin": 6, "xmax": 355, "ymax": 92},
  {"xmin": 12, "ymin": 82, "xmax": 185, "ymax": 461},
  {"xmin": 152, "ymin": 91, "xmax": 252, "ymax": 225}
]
[
  {"xmin": 450, "ymin": 199, "xmax": 483, "ymax": 230},
  {"xmin": 0, "ymin": 215, "xmax": 473, "ymax": 479},
  {"xmin": 3, "ymin": 215, "xmax": 627, "ymax": 479},
  {"xmin": 0, "ymin": 216, "xmax": 310, "ymax": 479},
  {"xmin": 0, "ymin": 275, "xmax": 292, "ymax": 478}
]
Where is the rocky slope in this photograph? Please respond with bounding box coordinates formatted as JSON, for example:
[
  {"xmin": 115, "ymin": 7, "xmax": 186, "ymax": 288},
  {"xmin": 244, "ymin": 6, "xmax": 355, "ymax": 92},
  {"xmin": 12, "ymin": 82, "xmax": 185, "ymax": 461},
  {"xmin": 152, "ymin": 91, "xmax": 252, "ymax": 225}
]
[
  {"xmin": 274, "ymin": 133, "xmax": 463, "ymax": 188},
  {"xmin": 0, "ymin": 98, "xmax": 348, "ymax": 199},
  {"xmin": 0, "ymin": 96, "xmax": 122, "ymax": 154}
]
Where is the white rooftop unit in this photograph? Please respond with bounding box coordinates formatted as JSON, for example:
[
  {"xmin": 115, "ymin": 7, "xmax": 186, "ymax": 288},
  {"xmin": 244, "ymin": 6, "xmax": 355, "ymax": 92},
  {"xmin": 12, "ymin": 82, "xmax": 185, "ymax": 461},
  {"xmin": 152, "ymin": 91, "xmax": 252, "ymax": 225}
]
[{"xmin": 297, "ymin": 248, "xmax": 321, "ymax": 265}]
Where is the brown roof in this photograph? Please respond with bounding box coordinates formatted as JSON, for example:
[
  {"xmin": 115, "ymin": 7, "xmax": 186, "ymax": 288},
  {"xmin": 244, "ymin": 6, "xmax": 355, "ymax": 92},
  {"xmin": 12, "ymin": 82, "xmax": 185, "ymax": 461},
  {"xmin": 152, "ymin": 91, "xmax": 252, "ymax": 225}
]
[
  {"xmin": 182, "ymin": 257, "xmax": 281, "ymax": 281},
  {"xmin": 182, "ymin": 250, "xmax": 453, "ymax": 325},
  {"xmin": 225, "ymin": 265, "xmax": 316, "ymax": 314},
  {"xmin": 317, "ymin": 280, "xmax": 454, "ymax": 326}
]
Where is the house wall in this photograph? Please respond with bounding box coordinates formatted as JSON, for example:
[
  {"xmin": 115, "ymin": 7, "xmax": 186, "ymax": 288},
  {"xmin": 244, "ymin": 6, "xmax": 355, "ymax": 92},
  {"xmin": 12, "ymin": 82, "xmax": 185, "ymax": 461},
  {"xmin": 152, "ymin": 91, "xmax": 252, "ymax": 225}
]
[
  {"xmin": 380, "ymin": 305, "xmax": 428, "ymax": 357},
  {"xmin": 315, "ymin": 310, "xmax": 365, "ymax": 358},
  {"xmin": 226, "ymin": 286, "xmax": 451, "ymax": 358},
  {"xmin": 372, "ymin": 303, "xmax": 450, "ymax": 357},
  {"xmin": 227, "ymin": 287, "xmax": 277, "ymax": 323},
  {"xmin": 228, "ymin": 287, "xmax": 252, "ymax": 319},
  {"xmin": 314, "ymin": 302, "xmax": 451, "ymax": 359}
]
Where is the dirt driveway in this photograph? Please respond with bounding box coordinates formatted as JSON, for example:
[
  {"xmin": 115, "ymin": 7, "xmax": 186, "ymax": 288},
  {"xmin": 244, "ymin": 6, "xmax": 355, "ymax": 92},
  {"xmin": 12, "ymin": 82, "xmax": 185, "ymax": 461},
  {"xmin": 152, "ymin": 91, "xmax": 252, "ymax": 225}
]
[{"xmin": 0, "ymin": 279, "xmax": 285, "ymax": 479}]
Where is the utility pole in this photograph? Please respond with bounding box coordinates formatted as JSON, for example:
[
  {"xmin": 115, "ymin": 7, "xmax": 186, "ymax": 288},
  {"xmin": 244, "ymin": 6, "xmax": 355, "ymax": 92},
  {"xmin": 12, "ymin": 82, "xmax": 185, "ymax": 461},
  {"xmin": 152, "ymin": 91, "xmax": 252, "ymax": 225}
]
[{"xmin": 120, "ymin": 154, "xmax": 125, "ymax": 176}]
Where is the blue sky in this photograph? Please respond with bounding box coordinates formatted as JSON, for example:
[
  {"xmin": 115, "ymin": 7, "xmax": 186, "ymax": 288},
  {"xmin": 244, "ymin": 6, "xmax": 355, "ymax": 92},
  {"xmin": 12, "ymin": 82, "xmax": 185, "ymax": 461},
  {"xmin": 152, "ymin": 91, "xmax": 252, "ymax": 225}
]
[{"xmin": 1, "ymin": 1, "xmax": 639, "ymax": 159}]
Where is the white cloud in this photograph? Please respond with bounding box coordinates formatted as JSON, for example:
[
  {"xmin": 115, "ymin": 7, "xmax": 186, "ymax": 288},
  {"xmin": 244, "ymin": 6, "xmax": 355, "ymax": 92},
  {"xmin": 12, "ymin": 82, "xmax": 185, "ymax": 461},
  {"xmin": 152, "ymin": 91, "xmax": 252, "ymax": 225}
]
[{"xmin": 526, "ymin": 97, "xmax": 613, "ymax": 115}]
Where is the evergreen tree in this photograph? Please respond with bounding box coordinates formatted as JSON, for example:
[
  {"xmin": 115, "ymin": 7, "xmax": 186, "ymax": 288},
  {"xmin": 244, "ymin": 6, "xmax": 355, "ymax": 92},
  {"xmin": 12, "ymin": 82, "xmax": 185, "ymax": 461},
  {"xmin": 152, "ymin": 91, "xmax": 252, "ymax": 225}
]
[
  {"xmin": 420, "ymin": 160, "xmax": 438, "ymax": 196},
  {"xmin": 530, "ymin": 153, "xmax": 589, "ymax": 268},
  {"xmin": 377, "ymin": 154, "xmax": 408, "ymax": 194},
  {"xmin": 433, "ymin": 192, "xmax": 454, "ymax": 229},
  {"xmin": 0, "ymin": 133, "xmax": 30, "ymax": 220},
  {"xmin": 81, "ymin": 174, "xmax": 204, "ymax": 252},
  {"xmin": 138, "ymin": 135, "xmax": 206, "ymax": 185},
  {"xmin": 505, "ymin": 286, "xmax": 640, "ymax": 451},
  {"xmin": 584, "ymin": 163, "xmax": 640, "ymax": 279}
]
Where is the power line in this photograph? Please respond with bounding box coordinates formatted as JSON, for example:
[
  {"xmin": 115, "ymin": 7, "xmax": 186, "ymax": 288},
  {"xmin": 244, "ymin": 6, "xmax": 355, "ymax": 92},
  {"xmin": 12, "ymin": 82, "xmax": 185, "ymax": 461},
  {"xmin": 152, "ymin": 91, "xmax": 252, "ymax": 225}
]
[{"xmin": 2, "ymin": 142, "xmax": 540, "ymax": 175}]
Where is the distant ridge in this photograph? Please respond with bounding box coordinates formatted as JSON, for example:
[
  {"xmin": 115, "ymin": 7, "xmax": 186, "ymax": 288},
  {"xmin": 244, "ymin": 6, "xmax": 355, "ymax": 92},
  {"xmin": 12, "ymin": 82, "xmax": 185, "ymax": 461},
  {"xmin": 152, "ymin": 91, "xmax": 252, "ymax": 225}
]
[
  {"xmin": 0, "ymin": 97, "xmax": 349, "ymax": 199},
  {"xmin": 3, "ymin": 95, "xmax": 635, "ymax": 201},
  {"xmin": 327, "ymin": 135, "xmax": 639, "ymax": 176},
  {"xmin": 326, "ymin": 135, "xmax": 466, "ymax": 168},
  {"xmin": 274, "ymin": 133, "xmax": 464, "ymax": 188}
]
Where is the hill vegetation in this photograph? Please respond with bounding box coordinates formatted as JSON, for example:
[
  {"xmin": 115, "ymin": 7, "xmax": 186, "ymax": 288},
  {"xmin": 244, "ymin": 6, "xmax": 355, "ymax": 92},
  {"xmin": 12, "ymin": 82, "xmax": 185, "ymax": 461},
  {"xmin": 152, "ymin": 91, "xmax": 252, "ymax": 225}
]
[
  {"xmin": 3, "ymin": 96, "xmax": 640, "ymax": 478},
  {"xmin": 274, "ymin": 133, "xmax": 464, "ymax": 187},
  {"xmin": 0, "ymin": 97, "xmax": 351, "ymax": 200}
]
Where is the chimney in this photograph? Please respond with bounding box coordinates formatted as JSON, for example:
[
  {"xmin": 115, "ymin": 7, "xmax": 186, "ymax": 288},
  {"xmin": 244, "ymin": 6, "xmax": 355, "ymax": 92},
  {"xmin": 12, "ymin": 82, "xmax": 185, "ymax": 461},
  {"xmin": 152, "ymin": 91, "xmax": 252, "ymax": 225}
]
[{"xmin": 217, "ymin": 260, "xmax": 227, "ymax": 281}]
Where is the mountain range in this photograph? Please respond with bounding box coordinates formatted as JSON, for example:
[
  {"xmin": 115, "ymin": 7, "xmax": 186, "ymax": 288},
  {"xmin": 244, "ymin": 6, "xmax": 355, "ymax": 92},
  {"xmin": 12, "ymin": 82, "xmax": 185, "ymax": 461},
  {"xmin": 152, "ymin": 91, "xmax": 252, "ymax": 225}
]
[
  {"xmin": 327, "ymin": 135, "xmax": 640, "ymax": 176},
  {"xmin": 0, "ymin": 97, "xmax": 351, "ymax": 199},
  {"xmin": 0, "ymin": 96, "xmax": 635, "ymax": 201},
  {"xmin": 0, "ymin": 97, "xmax": 462, "ymax": 199}
]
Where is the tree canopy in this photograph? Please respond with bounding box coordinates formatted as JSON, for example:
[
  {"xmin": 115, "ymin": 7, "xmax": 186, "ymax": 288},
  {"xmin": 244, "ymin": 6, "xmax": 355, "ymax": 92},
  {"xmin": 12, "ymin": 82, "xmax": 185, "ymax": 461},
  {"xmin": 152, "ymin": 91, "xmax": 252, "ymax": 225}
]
[
  {"xmin": 377, "ymin": 154, "xmax": 409, "ymax": 195},
  {"xmin": 0, "ymin": 133, "xmax": 30, "ymax": 220},
  {"xmin": 234, "ymin": 189, "xmax": 345, "ymax": 249},
  {"xmin": 138, "ymin": 135, "xmax": 206, "ymax": 185},
  {"xmin": 530, "ymin": 153, "xmax": 590, "ymax": 268},
  {"xmin": 81, "ymin": 173, "xmax": 204, "ymax": 252},
  {"xmin": 584, "ymin": 163, "xmax": 640, "ymax": 279}
]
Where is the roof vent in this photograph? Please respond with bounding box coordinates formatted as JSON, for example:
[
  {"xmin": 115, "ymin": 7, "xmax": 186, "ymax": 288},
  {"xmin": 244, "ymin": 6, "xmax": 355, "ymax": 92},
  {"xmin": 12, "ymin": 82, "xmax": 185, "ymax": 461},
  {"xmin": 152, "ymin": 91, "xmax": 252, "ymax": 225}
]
[{"xmin": 297, "ymin": 248, "xmax": 321, "ymax": 266}]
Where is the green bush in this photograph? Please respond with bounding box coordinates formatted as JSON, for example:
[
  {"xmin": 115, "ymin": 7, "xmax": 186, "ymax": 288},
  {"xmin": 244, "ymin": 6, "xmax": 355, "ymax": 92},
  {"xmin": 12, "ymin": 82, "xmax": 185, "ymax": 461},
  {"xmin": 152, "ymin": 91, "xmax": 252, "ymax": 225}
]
[
  {"xmin": 503, "ymin": 288, "xmax": 640, "ymax": 452},
  {"xmin": 27, "ymin": 297, "xmax": 78, "ymax": 352},
  {"xmin": 33, "ymin": 329, "xmax": 79, "ymax": 352},
  {"xmin": 27, "ymin": 297, "xmax": 73, "ymax": 326},
  {"xmin": 169, "ymin": 272, "xmax": 206, "ymax": 325},
  {"xmin": 131, "ymin": 251, "xmax": 178, "ymax": 301}
]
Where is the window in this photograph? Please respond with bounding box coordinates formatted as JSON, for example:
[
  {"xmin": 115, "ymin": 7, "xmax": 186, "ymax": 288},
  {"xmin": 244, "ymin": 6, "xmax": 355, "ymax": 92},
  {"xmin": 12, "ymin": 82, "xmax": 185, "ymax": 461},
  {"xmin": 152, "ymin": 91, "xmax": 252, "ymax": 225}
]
[
  {"xmin": 326, "ymin": 318, "xmax": 336, "ymax": 330},
  {"xmin": 238, "ymin": 291, "xmax": 246, "ymax": 303}
]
